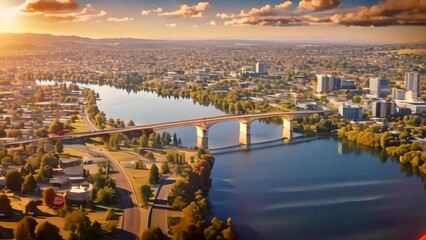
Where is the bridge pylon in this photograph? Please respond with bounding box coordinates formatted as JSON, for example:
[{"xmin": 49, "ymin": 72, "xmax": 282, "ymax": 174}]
[
  {"xmin": 195, "ymin": 125, "xmax": 209, "ymax": 149},
  {"xmin": 282, "ymin": 116, "xmax": 294, "ymax": 144},
  {"xmin": 239, "ymin": 119, "xmax": 252, "ymax": 149}
]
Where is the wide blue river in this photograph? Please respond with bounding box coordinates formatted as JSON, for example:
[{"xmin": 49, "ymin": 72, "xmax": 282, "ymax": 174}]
[{"xmin": 41, "ymin": 82, "xmax": 426, "ymax": 240}]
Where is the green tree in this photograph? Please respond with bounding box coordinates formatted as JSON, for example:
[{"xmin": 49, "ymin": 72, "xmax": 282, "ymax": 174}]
[
  {"xmin": 13, "ymin": 152, "xmax": 24, "ymax": 165},
  {"xmin": 139, "ymin": 134, "xmax": 148, "ymax": 148},
  {"xmin": 141, "ymin": 227, "xmax": 167, "ymax": 240},
  {"xmin": 55, "ymin": 139, "xmax": 63, "ymax": 154},
  {"xmin": 21, "ymin": 174, "xmax": 37, "ymax": 194},
  {"xmin": 140, "ymin": 185, "xmax": 153, "ymax": 208},
  {"xmin": 5, "ymin": 170, "xmax": 23, "ymax": 191},
  {"xmin": 43, "ymin": 188, "xmax": 56, "ymax": 207},
  {"xmin": 204, "ymin": 217, "xmax": 224, "ymax": 240},
  {"xmin": 14, "ymin": 217, "xmax": 38, "ymax": 240},
  {"xmin": 35, "ymin": 221, "xmax": 61, "ymax": 240},
  {"xmin": 1, "ymin": 156, "xmax": 13, "ymax": 167},
  {"xmin": 160, "ymin": 162, "xmax": 170, "ymax": 174},
  {"xmin": 144, "ymin": 152, "xmax": 156, "ymax": 161},
  {"xmin": 94, "ymin": 187, "xmax": 116, "ymax": 205},
  {"xmin": 149, "ymin": 164, "xmax": 160, "ymax": 184}
]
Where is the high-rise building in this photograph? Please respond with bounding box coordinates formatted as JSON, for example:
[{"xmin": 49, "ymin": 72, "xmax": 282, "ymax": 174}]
[
  {"xmin": 316, "ymin": 74, "xmax": 340, "ymax": 92},
  {"xmin": 371, "ymin": 100, "xmax": 395, "ymax": 118},
  {"xmin": 405, "ymin": 72, "xmax": 421, "ymax": 99},
  {"xmin": 391, "ymin": 88, "xmax": 406, "ymax": 100},
  {"xmin": 369, "ymin": 77, "xmax": 389, "ymax": 98},
  {"xmin": 338, "ymin": 104, "xmax": 363, "ymax": 121},
  {"xmin": 255, "ymin": 62, "xmax": 266, "ymax": 74}
]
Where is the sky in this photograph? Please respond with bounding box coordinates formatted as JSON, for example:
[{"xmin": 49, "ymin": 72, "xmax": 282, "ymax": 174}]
[{"xmin": 0, "ymin": 0, "xmax": 425, "ymax": 43}]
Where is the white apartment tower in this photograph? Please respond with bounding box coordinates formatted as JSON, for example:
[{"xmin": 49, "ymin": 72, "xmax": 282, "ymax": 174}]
[
  {"xmin": 255, "ymin": 62, "xmax": 266, "ymax": 74},
  {"xmin": 405, "ymin": 72, "xmax": 421, "ymax": 99}
]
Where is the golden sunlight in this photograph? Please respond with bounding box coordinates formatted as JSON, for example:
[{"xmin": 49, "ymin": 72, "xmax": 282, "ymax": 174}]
[{"xmin": 0, "ymin": 7, "xmax": 20, "ymax": 32}]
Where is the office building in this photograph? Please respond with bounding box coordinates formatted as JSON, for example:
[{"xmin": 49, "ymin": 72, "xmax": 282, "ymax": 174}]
[
  {"xmin": 391, "ymin": 88, "xmax": 406, "ymax": 100},
  {"xmin": 371, "ymin": 100, "xmax": 396, "ymax": 118},
  {"xmin": 317, "ymin": 74, "xmax": 340, "ymax": 92},
  {"xmin": 405, "ymin": 72, "xmax": 421, "ymax": 99},
  {"xmin": 338, "ymin": 104, "xmax": 363, "ymax": 121},
  {"xmin": 369, "ymin": 77, "xmax": 389, "ymax": 98},
  {"xmin": 255, "ymin": 62, "xmax": 266, "ymax": 74}
]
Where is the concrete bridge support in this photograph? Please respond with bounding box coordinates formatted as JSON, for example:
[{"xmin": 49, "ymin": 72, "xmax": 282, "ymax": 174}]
[
  {"xmin": 283, "ymin": 117, "xmax": 294, "ymax": 144},
  {"xmin": 196, "ymin": 126, "xmax": 209, "ymax": 149},
  {"xmin": 239, "ymin": 120, "xmax": 251, "ymax": 150}
]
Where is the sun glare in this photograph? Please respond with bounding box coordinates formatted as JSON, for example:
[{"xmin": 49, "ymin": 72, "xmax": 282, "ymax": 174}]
[{"xmin": 0, "ymin": 7, "xmax": 20, "ymax": 32}]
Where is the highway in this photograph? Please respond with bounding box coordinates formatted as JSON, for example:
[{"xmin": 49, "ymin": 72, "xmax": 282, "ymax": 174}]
[
  {"xmin": 149, "ymin": 179, "xmax": 176, "ymax": 235},
  {"xmin": 89, "ymin": 149, "xmax": 142, "ymax": 240}
]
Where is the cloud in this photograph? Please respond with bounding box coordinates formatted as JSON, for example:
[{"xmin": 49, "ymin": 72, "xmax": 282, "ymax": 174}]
[
  {"xmin": 224, "ymin": 15, "xmax": 329, "ymax": 26},
  {"xmin": 209, "ymin": 20, "xmax": 216, "ymax": 25},
  {"xmin": 159, "ymin": 2, "xmax": 210, "ymax": 18},
  {"xmin": 165, "ymin": 23, "xmax": 177, "ymax": 27},
  {"xmin": 219, "ymin": 0, "xmax": 426, "ymax": 27},
  {"xmin": 141, "ymin": 7, "xmax": 163, "ymax": 16},
  {"xmin": 42, "ymin": 4, "xmax": 106, "ymax": 22},
  {"xmin": 217, "ymin": 1, "xmax": 292, "ymax": 19},
  {"xmin": 297, "ymin": 0, "xmax": 341, "ymax": 11},
  {"xmin": 107, "ymin": 17, "xmax": 133, "ymax": 22},
  {"xmin": 21, "ymin": 0, "xmax": 79, "ymax": 13},
  {"xmin": 330, "ymin": 0, "xmax": 426, "ymax": 26}
]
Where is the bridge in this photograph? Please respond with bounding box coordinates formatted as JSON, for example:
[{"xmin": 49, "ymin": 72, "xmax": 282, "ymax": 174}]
[{"xmin": 3, "ymin": 110, "xmax": 335, "ymax": 149}]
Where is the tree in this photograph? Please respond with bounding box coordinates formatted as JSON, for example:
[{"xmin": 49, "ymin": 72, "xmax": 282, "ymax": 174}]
[
  {"xmin": 43, "ymin": 188, "xmax": 56, "ymax": 207},
  {"xmin": 64, "ymin": 206, "xmax": 90, "ymax": 233},
  {"xmin": 204, "ymin": 217, "xmax": 224, "ymax": 240},
  {"xmin": 55, "ymin": 139, "xmax": 63, "ymax": 154},
  {"xmin": 13, "ymin": 152, "xmax": 24, "ymax": 165},
  {"xmin": 141, "ymin": 227, "xmax": 167, "ymax": 240},
  {"xmin": 166, "ymin": 152, "xmax": 175, "ymax": 163},
  {"xmin": 14, "ymin": 217, "xmax": 38, "ymax": 240},
  {"xmin": 35, "ymin": 221, "xmax": 61, "ymax": 240},
  {"xmin": 140, "ymin": 185, "xmax": 153, "ymax": 208},
  {"xmin": 1, "ymin": 156, "xmax": 13, "ymax": 167},
  {"xmin": 94, "ymin": 187, "xmax": 116, "ymax": 204},
  {"xmin": 139, "ymin": 134, "xmax": 148, "ymax": 148},
  {"xmin": 160, "ymin": 162, "xmax": 170, "ymax": 174},
  {"xmin": 0, "ymin": 194, "xmax": 11, "ymax": 213},
  {"xmin": 21, "ymin": 174, "xmax": 37, "ymax": 194},
  {"xmin": 41, "ymin": 153, "xmax": 59, "ymax": 168},
  {"xmin": 149, "ymin": 164, "xmax": 160, "ymax": 184},
  {"xmin": 144, "ymin": 152, "xmax": 156, "ymax": 161},
  {"xmin": 5, "ymin": 170, "xmax": 23, "ymax": 191},
  {"xmin": 222, "ymin": 217, "xmax": 238, "ymax": 240},
  {"xmin": 48, "ymin": 119, "xmax": 63, "ymax": 134}
]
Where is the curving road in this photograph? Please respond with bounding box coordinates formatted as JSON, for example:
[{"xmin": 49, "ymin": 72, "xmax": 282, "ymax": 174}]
[{"xmin": 89, "ymin": 148, "xmax": 142, "ymax": 240}]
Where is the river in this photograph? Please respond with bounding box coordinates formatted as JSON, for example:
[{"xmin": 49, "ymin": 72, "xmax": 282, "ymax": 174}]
[{"xmin": 39, "ymin": 81, "xmax": 426, "ymax": 240}]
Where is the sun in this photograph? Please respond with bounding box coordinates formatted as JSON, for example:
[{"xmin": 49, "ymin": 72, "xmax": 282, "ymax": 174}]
[{"xmin": 0, "ymin": 7, "xmax": 20, "ymax": 32}]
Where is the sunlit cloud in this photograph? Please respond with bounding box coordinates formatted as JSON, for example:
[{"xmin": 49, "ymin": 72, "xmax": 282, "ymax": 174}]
[
  {"xmin": 208, "ymin": 20, "xmax": 216, "ymax": 26},
  {"xmin": 165, "ymin": 23, "xmax": 177, "ymax": 27},
  {"xmin": 159, "ymin": 2, "xmax": 210, "ymax": 18},
  {"xmin": 107, "ymin": 17, "xmax": 133, "ymax": 22},
  {"xmin": 21, "ymin": 0, "xmax": 79, "ymax": 13},
  {"xmin": 297, "ymin": 0, "xmax": 341, "ymax": 11},
  {"xmin": 43, "ymin": 4, "xmax": 106, "ymax": 22}
]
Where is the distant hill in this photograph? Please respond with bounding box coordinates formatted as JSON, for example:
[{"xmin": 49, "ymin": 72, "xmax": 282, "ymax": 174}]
[{"xmin": 0, "ymin": 33, "xmax": 281, "ymax": 50}]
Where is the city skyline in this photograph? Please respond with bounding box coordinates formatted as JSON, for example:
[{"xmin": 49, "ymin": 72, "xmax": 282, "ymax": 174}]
[{"xmin": 0, "ymin": 0, "xmax": 425, "ymax": 43}]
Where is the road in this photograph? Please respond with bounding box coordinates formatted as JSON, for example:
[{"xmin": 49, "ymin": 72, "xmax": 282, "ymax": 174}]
[
  {"xmin": 149, "ymin": 178, "xmax": 179, "ymax": 236},
  {"xmin": 89, "ymin": 149, "xmax": 142, "ymax": 240},
  {"xmin": 81, "ymin": 105, "xmax": 98, "ymax": 132}
]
